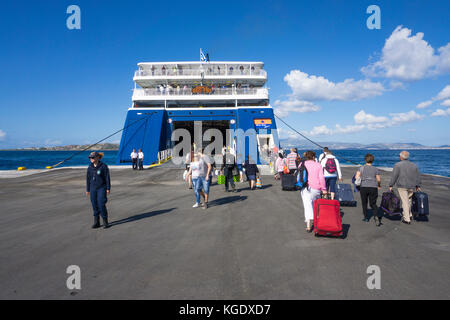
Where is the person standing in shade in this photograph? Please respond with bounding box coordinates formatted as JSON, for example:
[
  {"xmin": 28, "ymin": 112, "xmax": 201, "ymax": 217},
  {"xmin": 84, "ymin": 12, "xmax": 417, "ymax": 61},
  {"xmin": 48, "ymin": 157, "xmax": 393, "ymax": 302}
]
[
  {"xmin": 86, "ymin": 152, "xmax": 111, "ymax": 229},
  {"xmin": 130, "ymin": 148, "xmax": 138, "ymax": 170},
  {"xmin": 354, "ymin": 154, "xmax": 382, "ymax": 225},
  {"xmin": 320, "ymin": 150, "xmax": 342, "ymax": 200},
  {"xmin": 300, "ymin": 151, "xmax": 326, "ymax": 232},
  {"xmin": 221, "ymin": 149, "xmax": 237, "ymax": 192},
  {"xmin": 138, "ymin": 149, "xmax": 144, "ymax": 170},
  {"xmin": 389, "ymin": 151, "xmax": 421, "ymax": 225}
]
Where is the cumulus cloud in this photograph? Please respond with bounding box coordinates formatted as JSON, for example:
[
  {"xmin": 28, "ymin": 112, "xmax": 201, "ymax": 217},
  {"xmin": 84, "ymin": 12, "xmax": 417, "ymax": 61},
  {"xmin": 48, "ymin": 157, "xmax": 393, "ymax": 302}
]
[
  {"xmin": 415, "ymin": 85, "xmax": 450, "ymax": 109},
  {"xmin": 416, "ymin": 100, "xmax": 433, "ymax": 109},
  {"xmin": 441, "ymin": 99, "xmax": 450, "ymax": 107},
  {"xmin": 283, "ymin": 70, "xmax": 385, "ymax": 101},
  {"xmin": 361, "ymin": 26, "xmax": 450, "ymax": 81},
  {"xmin": 277, "ymin": 128, "xmax": 298, "ymax": 140},
  {"xmin": 431, "ymin": 108, "xmax": 450, "ymax": 117},
  {"xmin": 0, "ymin": 129, "xmax": 6, "ymax": 141},
  {"xmin": 354, "ymin": 110, "xmax": 388, "ymax": 124},
  {"xmin": 273, "ymin": 99, "xmax": 321, "ymax": 118},
  {"xmin": 307, "ymin": 109, "xmax": 426, "ymax": 137}
]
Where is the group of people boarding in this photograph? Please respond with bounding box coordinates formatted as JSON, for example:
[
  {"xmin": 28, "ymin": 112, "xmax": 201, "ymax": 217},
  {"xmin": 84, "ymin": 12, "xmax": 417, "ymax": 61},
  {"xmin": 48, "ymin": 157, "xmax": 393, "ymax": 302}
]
[{"xmin": 275, "ymin": 147, "xmax": 421, "ymax": 232}]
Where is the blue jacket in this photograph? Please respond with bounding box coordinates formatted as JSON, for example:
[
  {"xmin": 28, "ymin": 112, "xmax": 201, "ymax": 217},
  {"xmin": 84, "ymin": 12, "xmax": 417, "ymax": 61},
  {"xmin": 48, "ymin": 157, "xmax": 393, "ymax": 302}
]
[{"xmin": 86, "ymin": 161, "xmax": 111, "ymax": 192}]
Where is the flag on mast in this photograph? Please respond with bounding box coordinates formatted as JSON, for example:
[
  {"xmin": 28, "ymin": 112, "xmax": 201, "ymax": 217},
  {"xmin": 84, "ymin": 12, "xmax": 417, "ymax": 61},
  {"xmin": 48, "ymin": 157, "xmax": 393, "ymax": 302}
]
[{"xmin": 200, "ymin": 48, "xmax": 207, "ymax": 62}]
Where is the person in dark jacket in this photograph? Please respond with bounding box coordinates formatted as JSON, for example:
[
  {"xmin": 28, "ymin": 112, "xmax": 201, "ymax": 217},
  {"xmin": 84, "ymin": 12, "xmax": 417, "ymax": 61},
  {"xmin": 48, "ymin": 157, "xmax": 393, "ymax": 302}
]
[
  {"xmin": 221, "ymin": 150, "xmax": 237, "ymax": 192},
  {"xmin": 243, "ymin": 155, "xmax": 260, "ymax": 190},
  {"xmin": 86, "ymin": 152, "xmax": 111, "ymax": 229}
]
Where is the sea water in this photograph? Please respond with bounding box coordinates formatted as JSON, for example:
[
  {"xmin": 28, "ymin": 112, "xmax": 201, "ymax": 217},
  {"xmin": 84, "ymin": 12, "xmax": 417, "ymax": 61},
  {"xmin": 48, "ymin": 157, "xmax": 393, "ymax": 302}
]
[{"xmin": 0, "ymin": 149, "xmax": 449, "ymax": 177}]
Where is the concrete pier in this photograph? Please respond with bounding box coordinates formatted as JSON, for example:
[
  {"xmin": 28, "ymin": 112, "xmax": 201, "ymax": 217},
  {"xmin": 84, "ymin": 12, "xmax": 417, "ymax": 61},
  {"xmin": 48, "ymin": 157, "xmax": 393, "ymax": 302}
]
[{"xmin": 0, "ymin": 166, "xmax": 449, "ymax": 299}]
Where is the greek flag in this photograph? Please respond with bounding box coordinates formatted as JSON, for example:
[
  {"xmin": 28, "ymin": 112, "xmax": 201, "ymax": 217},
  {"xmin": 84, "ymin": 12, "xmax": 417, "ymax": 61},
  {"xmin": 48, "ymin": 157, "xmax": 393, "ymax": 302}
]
[{"xmin": 200, "ymin": 48, "xmax": 207, "ymax": 62}]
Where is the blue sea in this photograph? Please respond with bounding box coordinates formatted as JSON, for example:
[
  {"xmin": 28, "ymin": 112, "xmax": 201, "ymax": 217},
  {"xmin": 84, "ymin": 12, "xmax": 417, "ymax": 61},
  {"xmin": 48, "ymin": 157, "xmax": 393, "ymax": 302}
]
[{"xmin": 0, "ymin": 149, "xmax": 449, "ymax": 177}]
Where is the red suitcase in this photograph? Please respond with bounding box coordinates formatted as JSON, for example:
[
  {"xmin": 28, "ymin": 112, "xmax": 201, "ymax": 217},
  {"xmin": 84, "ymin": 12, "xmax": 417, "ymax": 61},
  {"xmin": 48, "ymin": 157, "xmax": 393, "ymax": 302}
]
[{"xmin": 314, "ymin": 198, "xmax": 343, "ymax": 237}]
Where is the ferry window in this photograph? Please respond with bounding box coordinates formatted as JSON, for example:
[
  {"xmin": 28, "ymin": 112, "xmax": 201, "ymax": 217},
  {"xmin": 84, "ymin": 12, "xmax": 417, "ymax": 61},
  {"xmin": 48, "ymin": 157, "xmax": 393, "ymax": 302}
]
[
  {"xmin": 237, "ymin": 100, "xmax": 269, "ymax": 107},
  {"xmin": 167, "ymin": 101, "xmax": 236, "ymax": 108},
  {"xmin": 135, "ymin": 101, "xmax": 165, "ymax": 108}
]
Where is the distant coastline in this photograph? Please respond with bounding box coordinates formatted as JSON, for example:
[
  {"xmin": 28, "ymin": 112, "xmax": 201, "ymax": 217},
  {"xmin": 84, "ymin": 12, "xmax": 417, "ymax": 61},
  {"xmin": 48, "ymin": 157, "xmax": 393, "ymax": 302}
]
[
  {"xmin": 0, "ymin": 143, "xmax": 119, "ymax": 151},
  {"xmin": 1, "ymin": 142, "xmax": 450, "ymax": 151}
]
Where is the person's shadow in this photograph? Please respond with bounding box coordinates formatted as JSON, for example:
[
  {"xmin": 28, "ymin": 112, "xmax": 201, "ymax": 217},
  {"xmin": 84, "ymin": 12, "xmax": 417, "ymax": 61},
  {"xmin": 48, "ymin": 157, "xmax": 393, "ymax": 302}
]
[
  {"xmin": 109, "ymin": 208, "xmax": 176, "ymax": 227},
  {"xmin": 208, "ymin": 195, "xmax": 247, "ymax": 207}
]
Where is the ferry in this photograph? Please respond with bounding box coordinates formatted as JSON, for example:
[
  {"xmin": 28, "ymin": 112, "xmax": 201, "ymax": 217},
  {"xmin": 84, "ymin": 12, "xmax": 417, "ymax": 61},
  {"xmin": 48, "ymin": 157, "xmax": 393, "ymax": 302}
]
[{"xmin": 116, "ymin": 59, "xmax": 279, "ymax": 167}]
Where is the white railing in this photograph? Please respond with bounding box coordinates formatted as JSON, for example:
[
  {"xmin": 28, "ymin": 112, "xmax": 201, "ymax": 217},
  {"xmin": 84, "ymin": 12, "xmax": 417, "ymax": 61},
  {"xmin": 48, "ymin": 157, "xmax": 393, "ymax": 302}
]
[
  {"xmin": 133, "ymin": 87, "xmax": 268, "ymax": 97},
  {"xmin": 157, "ymin": 149, "xmax": 172, "ymax": 163},
  {"xmin": 134, "ymin": 68, "xmax": 267, "ymax": 77}
]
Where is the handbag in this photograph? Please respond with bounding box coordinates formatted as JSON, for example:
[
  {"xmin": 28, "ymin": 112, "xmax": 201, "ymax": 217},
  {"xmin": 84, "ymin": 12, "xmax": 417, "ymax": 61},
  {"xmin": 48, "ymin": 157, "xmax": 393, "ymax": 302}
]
[
  {"xmin": 256, "ymin": 177, "xmax": 262, "ymax": 188},
  {"xmin": 231, "ymin": 166, "xmax": 239, "ymax": 176}
]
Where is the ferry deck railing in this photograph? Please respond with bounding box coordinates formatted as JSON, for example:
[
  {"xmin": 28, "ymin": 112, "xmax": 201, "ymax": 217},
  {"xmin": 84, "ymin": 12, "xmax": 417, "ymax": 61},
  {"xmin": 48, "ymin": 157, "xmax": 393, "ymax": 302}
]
[
  {"xmin": 134, "ymin": 68, "xmax": 267, "ymax": 77},
  {"xmin": 133, "ymin": 87, "xmax": 268, "ymax": 97}
]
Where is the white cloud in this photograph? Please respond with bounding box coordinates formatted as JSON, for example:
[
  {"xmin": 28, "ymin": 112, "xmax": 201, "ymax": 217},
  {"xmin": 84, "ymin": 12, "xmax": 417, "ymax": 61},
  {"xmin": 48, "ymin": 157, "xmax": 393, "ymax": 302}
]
[
  {"xmin": 273, "ymin": 99, "xmax": 321, "ymax": 118},
  {"xmin": 441, "ymin": 99, "xmax": 450, "ymax": 107},
  {"xmin": 283, "ymin": 70, "xmax": 385, "ymax": 101},
  {"xmin": 307, "ymin": 109, "xmax": 426, "ymax": 137},
  {"xmin": 361, "ymin": 26, "xmax": 450, "ymax": 81},
  {"xmin": 277, "ymin": 128, "xmax": 297, "ymax": 140},
  {"xmin": 389, "ymin": 110, "xmax": 425, "ymax": 125},
  {"xmin": 354, "ymin": 110, "xmax": 388, "ymax": 124},
  {"xmin": 308, "ymin": 125, "xmax": 333, "ymax": 136},
  {"xmin": 435, "ymin": 85, "xmax": 450, "ymax": 101},
  {"xmin": 0, "ymin": 129, "xmax": 6, "ymax": 141},
  {"xmin": 431, "ymin": 108, "xmax": 450, "ymax": 117},
  {"xmin": 416, "ymin": 100, "xmax": 433, "ymax": 109}
]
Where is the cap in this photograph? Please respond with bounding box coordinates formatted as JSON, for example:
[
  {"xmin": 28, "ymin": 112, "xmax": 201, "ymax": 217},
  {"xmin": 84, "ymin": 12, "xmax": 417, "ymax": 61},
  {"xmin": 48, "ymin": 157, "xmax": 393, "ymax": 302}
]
[{"xmin": 88, "ymin": 151, "xmax": 100, "ymax": 159}]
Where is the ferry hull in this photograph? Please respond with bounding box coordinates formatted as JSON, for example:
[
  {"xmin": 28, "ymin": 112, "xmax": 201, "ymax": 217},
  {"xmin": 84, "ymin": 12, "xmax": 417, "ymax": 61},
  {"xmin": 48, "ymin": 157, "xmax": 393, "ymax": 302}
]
[{"xmin": 116, "ymin": 108, "xmax": 279, "ymax": 165}]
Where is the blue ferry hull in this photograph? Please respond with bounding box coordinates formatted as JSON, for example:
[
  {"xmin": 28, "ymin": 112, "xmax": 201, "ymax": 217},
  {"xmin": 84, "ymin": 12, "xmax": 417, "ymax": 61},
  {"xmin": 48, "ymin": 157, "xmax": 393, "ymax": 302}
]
[{"xmin": 116, "ymin": 108, "xmax": 278, "ymax": 165}]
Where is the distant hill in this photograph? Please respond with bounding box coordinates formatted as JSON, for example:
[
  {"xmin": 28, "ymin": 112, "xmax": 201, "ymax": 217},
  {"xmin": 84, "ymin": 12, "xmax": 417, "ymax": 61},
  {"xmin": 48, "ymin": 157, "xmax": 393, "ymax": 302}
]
[
  {"xmin": 7, "ymin": 143, "xmax": 120, "ymax": 151},
  {"xmin": 280, "ymin": 139, "xmax": 450, "ymax": 150}
]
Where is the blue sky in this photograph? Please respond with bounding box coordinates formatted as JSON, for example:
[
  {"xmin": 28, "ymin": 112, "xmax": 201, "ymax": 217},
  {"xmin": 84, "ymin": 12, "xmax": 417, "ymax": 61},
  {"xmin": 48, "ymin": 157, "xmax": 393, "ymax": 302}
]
[{"xmin": 0, "ymin": 0, "xmax": 449, "ymax": 148}]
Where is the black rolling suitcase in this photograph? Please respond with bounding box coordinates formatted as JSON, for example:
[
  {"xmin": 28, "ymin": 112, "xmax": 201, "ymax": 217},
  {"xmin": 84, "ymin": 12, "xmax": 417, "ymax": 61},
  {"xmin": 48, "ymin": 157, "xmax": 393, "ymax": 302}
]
[
  {"xmin": 412, "ymin": 192, "xmax": 429, "ymax": 216},
  {"xmin": 335, "ymin": 183, "xmax": 357, "ymax": 206},
  {"xmin": 281, "ymin": 174, "xmax": 297, "ymax": 191}
]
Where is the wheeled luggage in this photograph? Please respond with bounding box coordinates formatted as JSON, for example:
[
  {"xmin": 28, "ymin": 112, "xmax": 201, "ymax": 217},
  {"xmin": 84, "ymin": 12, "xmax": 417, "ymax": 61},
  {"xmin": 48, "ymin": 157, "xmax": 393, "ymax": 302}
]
[
  {"xmin": 281, "ymin": 174, "xmax": 297, "ymax": 191},
  {"xmin": 412, "ymin": 192, "xmax": 429, "ymax": 216},
  {"xmin": 313, "ymin": 198, "xmax": 343, "ymax": 237},
  {"xmin": 335, "ymin": 183, "xmax": 357, "ymax": 207},
  {"xmin": 380, "ymin": 191, "xmax": 401, "ymax": 216}
]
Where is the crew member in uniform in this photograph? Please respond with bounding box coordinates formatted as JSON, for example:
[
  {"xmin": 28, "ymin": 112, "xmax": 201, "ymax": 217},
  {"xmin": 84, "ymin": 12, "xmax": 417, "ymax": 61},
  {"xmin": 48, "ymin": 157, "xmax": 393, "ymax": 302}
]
[
  {"xmin": 138, "ymin": 149, "xmax": 144, "ymax": 170},
  {"xmin": 130, "ymin": 148, "xmax": 138, "ymax": 170},
  {"xmin": 86, "ymin": 152, "xmax": 111, "ymax": 229}
]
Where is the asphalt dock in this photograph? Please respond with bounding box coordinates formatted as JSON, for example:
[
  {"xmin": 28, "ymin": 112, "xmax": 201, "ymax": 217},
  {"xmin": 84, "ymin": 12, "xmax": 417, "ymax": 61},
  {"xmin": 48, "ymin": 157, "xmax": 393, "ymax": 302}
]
[{"xmin": 0, "ymin": 166, "xmax": 449, "ymax": 299}]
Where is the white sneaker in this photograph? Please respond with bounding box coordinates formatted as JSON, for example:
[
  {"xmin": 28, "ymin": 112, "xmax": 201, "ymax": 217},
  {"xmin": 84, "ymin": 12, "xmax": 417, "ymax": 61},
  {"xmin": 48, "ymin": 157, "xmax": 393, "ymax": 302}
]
[{"xmin": 192, "ymin": 203, "xmax": 199, "ymax": 208}]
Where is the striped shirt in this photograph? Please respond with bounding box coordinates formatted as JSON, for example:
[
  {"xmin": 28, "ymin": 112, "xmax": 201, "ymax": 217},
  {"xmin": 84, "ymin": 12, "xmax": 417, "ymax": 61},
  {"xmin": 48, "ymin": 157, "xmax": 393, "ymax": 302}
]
[{"xmin": 286, "ymin": 152, "xmax": 298, "ymax": 169}]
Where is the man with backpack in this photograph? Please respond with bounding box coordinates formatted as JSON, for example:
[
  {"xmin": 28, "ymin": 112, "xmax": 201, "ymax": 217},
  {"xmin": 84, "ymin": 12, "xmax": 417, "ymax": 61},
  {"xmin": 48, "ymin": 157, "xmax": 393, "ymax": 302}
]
[{"xmin": 320, "ymin": 150, "xmax": 342, "ymax": 200}]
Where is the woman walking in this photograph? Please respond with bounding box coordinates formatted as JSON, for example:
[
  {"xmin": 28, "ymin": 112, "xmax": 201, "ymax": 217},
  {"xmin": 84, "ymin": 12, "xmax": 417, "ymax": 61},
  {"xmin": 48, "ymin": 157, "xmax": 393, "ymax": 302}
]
[
  {"xmin": 186, "ymin": 154, "xmax": 205, "ymax": 208},
  {"xmin": 243, "ymin": 155, "xmax": 260, "ymax": 190},
  {"xmin": 275, "ymin": 151, "xmax": 285, "ymax": 179},
  {"xmin": 354, "ymin": 154, "xmax": 382, "ymax": 225},
  {"xmin": 86, "ymin": 152, "xmax": 111, "ymax": 229},
  {"xmin": 300, "ymin": 151, "xmax": 326, "ymax": 232}
]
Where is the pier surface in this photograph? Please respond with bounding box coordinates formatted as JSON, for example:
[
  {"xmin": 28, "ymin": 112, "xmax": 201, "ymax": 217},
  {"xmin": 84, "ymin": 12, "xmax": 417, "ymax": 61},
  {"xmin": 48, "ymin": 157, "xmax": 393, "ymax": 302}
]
[{"xmin": 0, "ymin": 166, "xmax": 449, "ymax": 299}]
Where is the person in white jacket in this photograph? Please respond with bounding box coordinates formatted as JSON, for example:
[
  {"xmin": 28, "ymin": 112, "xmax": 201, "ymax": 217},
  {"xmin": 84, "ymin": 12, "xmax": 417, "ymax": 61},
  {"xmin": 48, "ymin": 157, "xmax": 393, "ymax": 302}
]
[{"xmin": 320, "ymin": 151, "xmax": 342, "ymax": 199}]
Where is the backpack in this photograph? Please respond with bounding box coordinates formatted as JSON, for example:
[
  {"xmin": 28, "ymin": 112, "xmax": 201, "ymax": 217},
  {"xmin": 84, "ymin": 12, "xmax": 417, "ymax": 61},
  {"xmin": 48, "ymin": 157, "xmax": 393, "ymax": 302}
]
[
  {"xmin": 283, "ymin": 159, "xmax": 289, "ymax": 174},
  {"xmin": 325, "ymin": 158, "xmax": 337, "ymax": 174},
  {"xmin": 295, "ymin": 161, "xmax": 308, "ymax": 189}
]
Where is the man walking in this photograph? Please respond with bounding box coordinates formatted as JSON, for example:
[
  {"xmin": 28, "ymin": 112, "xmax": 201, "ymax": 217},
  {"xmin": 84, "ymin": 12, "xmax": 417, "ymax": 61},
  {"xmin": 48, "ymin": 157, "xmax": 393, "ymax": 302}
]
[
  {"xmin": 131, "ymin": 148, "xmax": 138, "ymax": 170},
  {"xmin": 221, "ymin": 149, "xmax": 237, "ymax": 192},
  {"xmin": 286, "ymin": 148, "xmax": 299, "ymax": 174},
  {"xmin": 389, "ymin": 151, "xmax": 421, "ymax": 224}
]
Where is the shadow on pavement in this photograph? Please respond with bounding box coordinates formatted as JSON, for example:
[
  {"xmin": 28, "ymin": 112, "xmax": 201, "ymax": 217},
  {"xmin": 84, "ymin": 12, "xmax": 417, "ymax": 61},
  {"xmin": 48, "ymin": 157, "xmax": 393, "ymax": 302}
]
[
  {"xmin": 110, "ymin": 208, "xmax": 176, "ymax": 227},
  {"xmin": 208, "ymin": 195, "xmax": 248, "ymax": 207}
]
